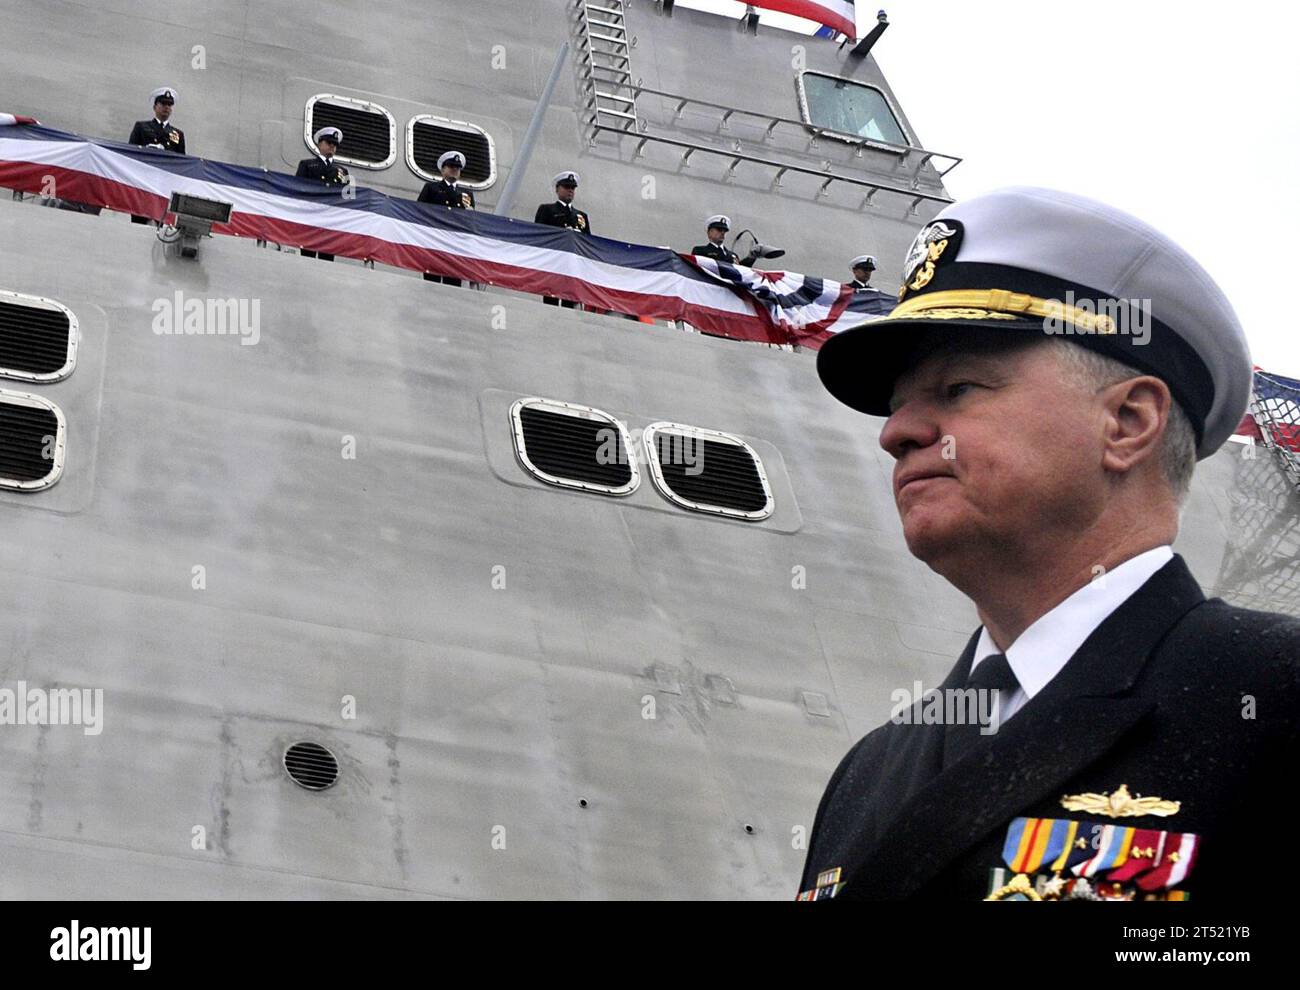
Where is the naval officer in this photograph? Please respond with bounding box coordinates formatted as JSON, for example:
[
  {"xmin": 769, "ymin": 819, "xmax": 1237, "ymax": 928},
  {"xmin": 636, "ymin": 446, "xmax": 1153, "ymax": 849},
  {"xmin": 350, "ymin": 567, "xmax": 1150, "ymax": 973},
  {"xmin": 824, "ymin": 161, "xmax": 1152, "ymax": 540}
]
[
  {"xmin": 847, "ymin": 254, "xmax": 876, "ymax": 289},
  {"xmin": 533, "ymin": 170, "xmax": 590, "ymax": 233},
  {"xmin": 690, "ymin": 215, "xmax": 758, "ymax": 266},
  {"xmin": 800, "ymin": 187, "xmax": 1300, "ymax": 903},
  {"xmin": 295, "ymin": 126, "xmax": 350, "ymax": 261},
  {"xmin": 128, "ymin": 86, "xmax": 186, "ymax": 155},
  {"xmin": 128, "ymin": 86, "xmax": 186, "ymax": 224},
  {"xmin": 534, "ymin": 170, "xmax": 591, "ymax": 307},
  {"xmin": 417, "ymin": 150, "xmax": 476, "ymax": 209},
  {"xmin": 295, "ymin": 126, "xmax": 350, "ymax": 185},
  {"xmin": 418, "ymin": 150, "xmax": 475, "ymax": 286}
]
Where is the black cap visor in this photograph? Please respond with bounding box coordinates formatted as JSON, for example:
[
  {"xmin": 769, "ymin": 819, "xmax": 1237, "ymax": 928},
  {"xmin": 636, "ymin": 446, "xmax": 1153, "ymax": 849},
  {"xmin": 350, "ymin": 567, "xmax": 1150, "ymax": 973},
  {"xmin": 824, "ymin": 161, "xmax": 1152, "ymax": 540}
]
[
  {"xmin": 816, "ymin": 306, "xmax": 1213, "ymax": 456},
  {"xmin": 816, "ymin": 314, "xmax": 1046, "ymax": 417}
]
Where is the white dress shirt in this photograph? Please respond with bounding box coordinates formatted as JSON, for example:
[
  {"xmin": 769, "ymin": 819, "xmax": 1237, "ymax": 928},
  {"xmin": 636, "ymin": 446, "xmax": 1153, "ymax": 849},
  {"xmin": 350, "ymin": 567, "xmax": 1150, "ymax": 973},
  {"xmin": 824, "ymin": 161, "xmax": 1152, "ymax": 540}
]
[{"xmin": 968, "ymin": 545, "xmax": 1174, "ymax": 723}]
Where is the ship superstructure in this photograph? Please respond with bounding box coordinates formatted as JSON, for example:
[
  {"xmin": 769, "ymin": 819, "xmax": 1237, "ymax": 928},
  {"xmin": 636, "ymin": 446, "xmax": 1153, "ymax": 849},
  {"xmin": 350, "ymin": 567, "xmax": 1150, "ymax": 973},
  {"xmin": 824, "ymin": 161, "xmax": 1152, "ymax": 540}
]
[{"xmin": 0, "ymin": 0, "xmax": 1295, "ymax": 898}]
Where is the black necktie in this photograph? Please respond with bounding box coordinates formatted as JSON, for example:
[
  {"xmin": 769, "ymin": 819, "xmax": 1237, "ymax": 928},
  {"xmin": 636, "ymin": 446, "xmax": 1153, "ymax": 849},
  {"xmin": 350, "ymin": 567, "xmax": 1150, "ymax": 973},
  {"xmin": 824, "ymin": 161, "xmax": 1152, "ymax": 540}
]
[{"xmin": 942, "ymin": 653, "xmax": 1018, "ymax": 768}]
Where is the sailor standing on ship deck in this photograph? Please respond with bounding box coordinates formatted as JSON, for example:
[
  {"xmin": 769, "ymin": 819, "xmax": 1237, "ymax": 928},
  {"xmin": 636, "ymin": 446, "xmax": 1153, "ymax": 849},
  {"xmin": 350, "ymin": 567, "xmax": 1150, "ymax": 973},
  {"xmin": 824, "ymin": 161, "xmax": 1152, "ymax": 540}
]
[
  {"xmin": 295, "ymin": 125, "xmax": 350, "ymax": 261},
  {"xmin": 847, "ymin": 255, "xmax": 877, "ymax": 290},
  {"xmin": 128, "ymin": 86, "xmax": 186, "ymax": 155},
  {"xmin": 128, "ymin": 86, "xmax": 185, "ymax": 224},
  {"xmin": 296, "ymin": 126, "xmax": 350, "ymax": 186},
  {"xmin": 799, "ymin": 187, "xmax": 1300, "ymax": 903},
  {"xmin": 534, "ymin": 170, "xmax": 590, "ymax": 307},
  {"xmin": 692, "ymin": 215, "xmax": 758, "ymax": 266},
  {"xmin": 418, "ymin": 149, "xmax": 475, "ymax": 286}
]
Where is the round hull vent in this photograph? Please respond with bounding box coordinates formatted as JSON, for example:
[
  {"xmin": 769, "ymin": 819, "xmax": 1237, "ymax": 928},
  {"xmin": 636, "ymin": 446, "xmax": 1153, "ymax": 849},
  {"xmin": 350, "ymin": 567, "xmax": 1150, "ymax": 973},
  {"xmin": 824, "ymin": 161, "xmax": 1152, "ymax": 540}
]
[{"xmin": 283, "ymin": 741, "xmax": 340, "ymax": 791}]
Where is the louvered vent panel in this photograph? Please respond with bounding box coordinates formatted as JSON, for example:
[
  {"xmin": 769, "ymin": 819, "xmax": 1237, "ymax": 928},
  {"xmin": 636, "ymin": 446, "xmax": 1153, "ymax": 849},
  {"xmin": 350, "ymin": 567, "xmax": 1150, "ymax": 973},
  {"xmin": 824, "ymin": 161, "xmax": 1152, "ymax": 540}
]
[
  {"xmin": 519, "ymin": 406, "xmax": 632, "ymax": 488},
  {"xmin": 309, "ymin": 100, "xmax": 392, "ymax": 165},
  {"xmin": 411, "ymin": 120, "xmax": 493, "ymax": 185},
  {"xmin": 652, "ymin": 434, "xmax": 769, "ymax": 513},
  {"xmin": 0, "ymin": 300, "xmax": 72, "ymax": 377},
  {"xmin": 0, "ymin": 400, "xmax": 60, "ymax": 484}
]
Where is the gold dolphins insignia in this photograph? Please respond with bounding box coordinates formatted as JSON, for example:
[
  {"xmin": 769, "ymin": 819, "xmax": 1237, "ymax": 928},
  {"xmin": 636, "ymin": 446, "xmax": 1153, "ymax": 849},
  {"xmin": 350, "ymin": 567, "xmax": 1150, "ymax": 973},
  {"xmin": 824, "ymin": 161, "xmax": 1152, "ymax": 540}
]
[{"xmin": 1060, "ymin": 783, "xmax": 1180, "ymax": 818}]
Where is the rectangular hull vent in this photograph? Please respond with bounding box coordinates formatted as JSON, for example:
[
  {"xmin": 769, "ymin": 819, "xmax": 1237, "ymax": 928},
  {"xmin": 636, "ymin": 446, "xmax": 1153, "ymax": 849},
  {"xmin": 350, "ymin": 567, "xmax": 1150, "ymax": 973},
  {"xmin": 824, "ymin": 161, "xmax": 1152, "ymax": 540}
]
[
  {"xmin": 643, "ymin": 422, "xmax": 773, "ymax": 520},
  {"xmin": 0, "ymin": 291, "xmax": 77, "ymax": 382},
  {"xmin": 0, "ymin": 389, "xmax": 66, "ymax": 491},
  {"xmin": 305, "ymin": 94, "xmax": 396, "ymax": 169},
  {"xmin": 510, "ymin": 397, "xmax": 639, "ymax": 496},
  {"xmin": 408, "ymin": 116, "xmax": 496, "ymax": 188}
]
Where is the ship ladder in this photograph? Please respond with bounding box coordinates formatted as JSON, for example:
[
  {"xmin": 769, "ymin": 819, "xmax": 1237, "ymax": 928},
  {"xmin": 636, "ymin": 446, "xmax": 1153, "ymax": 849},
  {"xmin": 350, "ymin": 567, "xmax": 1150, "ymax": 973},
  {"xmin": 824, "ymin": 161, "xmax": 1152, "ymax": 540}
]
[{"xmin": 574, "ymin": 0, "xmax": 640, "ymax": 136}]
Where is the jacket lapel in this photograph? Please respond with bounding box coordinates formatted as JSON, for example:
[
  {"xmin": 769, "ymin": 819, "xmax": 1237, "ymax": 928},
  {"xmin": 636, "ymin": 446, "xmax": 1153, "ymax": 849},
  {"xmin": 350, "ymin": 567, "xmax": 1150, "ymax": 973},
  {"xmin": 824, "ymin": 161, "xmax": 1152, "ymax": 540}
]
[
  {"xmin": 855, "ymin": 630, "xmax": 980, "ymax": 849},
  {"xmin": 841, "ymin": 555, "xmax": 1205, "ymax": 899}
]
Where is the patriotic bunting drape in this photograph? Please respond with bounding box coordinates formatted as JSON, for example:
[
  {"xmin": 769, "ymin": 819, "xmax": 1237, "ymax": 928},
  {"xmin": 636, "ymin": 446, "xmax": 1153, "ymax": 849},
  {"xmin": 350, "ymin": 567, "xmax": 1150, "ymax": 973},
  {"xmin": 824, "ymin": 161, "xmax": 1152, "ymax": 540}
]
[
  {"xmin": 0, "ymin": 118, "xmax": 895, "ymax": 348},
  {"xmin": 747, "ymin": 1, "xmax": 858, "ymax": 39}
]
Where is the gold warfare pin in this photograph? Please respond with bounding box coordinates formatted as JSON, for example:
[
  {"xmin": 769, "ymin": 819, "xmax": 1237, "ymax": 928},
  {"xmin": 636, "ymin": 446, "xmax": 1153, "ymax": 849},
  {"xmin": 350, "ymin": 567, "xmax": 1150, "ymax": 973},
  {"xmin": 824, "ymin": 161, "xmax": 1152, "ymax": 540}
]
[{"xmin": 1060, "ymin": 783, "xmax": 1180, "ymax": 819}]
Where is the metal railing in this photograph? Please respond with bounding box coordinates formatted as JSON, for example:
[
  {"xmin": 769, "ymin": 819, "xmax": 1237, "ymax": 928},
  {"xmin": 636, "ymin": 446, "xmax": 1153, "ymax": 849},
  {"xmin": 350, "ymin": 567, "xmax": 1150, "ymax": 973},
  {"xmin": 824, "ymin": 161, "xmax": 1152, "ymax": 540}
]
[
  {"xmin": 573, "ymin": 3, "xmax": 957, "ymax": 209},
  {"xmin": 626, "ymin": 84, "xmax": 962, "ymax": 183},
  {"xmin": 595, "ymin": 124, "xmax": 952, "ymax": 212}
]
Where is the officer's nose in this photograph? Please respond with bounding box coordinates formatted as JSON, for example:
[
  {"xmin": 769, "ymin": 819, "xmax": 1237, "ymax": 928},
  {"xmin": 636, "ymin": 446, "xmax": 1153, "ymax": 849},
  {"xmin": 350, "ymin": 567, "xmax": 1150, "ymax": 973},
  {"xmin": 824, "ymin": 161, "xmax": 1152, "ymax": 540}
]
[{"xmin": 879, "ymin": 398, "xmax": 942, "ymax": 461}]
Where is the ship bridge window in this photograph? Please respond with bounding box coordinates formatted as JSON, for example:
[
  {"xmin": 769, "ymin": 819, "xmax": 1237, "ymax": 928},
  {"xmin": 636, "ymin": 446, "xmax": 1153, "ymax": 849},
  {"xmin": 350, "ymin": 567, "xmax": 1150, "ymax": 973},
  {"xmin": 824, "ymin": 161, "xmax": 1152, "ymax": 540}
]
[
  {"xmin": 511, "ymin": 398, "xmax": 640, "ymax": 496},
  {"xmin": 0, "ymin": 388, "xmax": 66, "ymax": 491},
  {"xmin": 0, "ymin": 290, "xmax": 78, "ymax": 383},
  {"xmin": 305, "ymin": 94, "xmax": 397, "ymax": 169},
  {"xmin": 407, "ymin": 116, "xmax": 496, "ymax": 189},
  {"xmin": 797, "ymin": 72, "xmax": 909, "ymax": 147},
  {"xmin": 642, "ymin": 422, "xmax": 773, "ymax": 521}
]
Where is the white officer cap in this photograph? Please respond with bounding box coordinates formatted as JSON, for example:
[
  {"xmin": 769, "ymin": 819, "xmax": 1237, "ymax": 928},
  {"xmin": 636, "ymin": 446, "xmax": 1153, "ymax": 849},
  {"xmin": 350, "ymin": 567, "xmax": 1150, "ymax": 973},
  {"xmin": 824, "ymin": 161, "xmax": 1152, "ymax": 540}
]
[
  {"xmin": 313, "ymin": 126, "xmax": 343, "ymax": 144},
  {"xmin": 850, "ymin": 255, "xmax": 877, "ymax": 270},
  {"xmin": 706, "ymin": 215, "xmax": 731, "ymax": 230},
  {"xmin": 553, "ymin": 170, "xmax": 580, "ymax": 187},
  {"xmin": 817, "ymin": 187, "xmax": 1253, "ymax": 459},
  {"xmin": 150, "ymin": 87, "xmax": 178, "ymax": 103},
  {"xmin": 438, "ymin": 150, "xmax": 466, "ymax": 169}
]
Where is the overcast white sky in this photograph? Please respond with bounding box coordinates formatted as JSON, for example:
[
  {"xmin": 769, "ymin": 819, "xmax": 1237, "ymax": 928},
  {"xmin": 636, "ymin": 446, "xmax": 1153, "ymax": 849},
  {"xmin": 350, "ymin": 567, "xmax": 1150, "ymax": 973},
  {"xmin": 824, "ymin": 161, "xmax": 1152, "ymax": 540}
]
[{"xmin": 679, "ymin": 0, "xmax": 1300, "ymax": 375}]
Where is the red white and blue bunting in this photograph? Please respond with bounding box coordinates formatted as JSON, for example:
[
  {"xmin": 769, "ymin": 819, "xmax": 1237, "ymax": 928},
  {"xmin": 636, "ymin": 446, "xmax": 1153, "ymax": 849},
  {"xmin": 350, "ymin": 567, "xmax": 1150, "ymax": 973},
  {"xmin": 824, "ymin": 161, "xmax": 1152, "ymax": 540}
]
[{"xmin": 0, "ymin": 118, "xmax": 896, "ymax": 348}]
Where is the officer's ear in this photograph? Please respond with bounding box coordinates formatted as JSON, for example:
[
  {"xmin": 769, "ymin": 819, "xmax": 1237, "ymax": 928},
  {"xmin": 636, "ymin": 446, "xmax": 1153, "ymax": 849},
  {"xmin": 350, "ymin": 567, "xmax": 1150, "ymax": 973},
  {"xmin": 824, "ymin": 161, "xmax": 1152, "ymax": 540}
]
[{"xmin": 1098, "ymin": 375, "xmax": 1170, "ymax": 478}]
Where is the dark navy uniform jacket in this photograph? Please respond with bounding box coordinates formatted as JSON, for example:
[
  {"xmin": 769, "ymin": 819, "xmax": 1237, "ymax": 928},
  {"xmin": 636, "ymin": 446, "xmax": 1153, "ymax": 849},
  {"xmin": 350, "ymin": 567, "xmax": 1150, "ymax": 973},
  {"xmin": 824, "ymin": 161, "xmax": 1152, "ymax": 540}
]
[
  {"xmin": 128, "ymin": 118, "xmax": 185, "ymax": 155},
  {"xmin": 418, "ymin": 179, "xmax": 475, "ymax": 209},
  {"xmin": 801, "ymin": 555, "xmax": 1300, "ymax": 902},
  {"xmin": 692, "ymin": 241, "xmax": 737, "ymax": 263},
  {"xmin": 295, "ymin": 156, "xmax": 350, "ymax": 186},
  {"xmin": 692, "ymin": 242, "xmax": 758, "ymax": 266},
  {"xmin": 534, "ymin": 201, "xmax": 590, "ymax": 234}
]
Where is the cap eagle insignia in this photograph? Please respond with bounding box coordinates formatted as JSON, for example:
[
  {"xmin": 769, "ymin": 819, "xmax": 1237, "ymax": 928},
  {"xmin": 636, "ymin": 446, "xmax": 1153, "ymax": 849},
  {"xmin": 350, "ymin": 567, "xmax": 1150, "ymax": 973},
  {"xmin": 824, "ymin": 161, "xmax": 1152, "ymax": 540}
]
[{"xmin": 900, "ymin": 220, "xmax": 961, "ymax": 299}]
